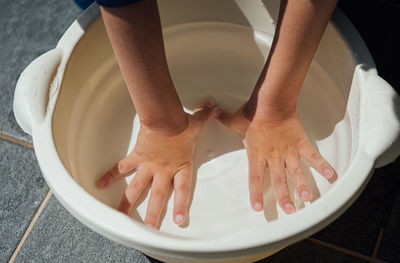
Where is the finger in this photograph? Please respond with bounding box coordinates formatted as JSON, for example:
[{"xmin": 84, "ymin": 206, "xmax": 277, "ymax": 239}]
[
  {"xmin": 96, "ymin": 157, "xmax": 138, "ymax": 188},
  {"xmin": 248, "ymin": 154, "xmax": 267, "ymax": 212},
  {"xmin": 213, "ymin": 105, "xmax": 248, "ymax": 135},
  {"xmin": 173, "ymin": 166, "xmax": 192, "ymax": 225},
  {"xmin": 300, "ymin": 145, "xmax": 333, "ymax": 179},
  {"xmin": 118, "ymin": 171, "xmax": 152, "ymax": 214},
  {"xmin": 269, "ymin": 159, "xmax": 296, "ymax": 214},
  {"xmin": 144, "ymin": 175, "xmax": 173, "ymax": 228},
  {"xmin": 285, "ymin": 153, "xmax": 311, "ymax": 202},
  {"xmin": 212, "ymin": 106, "xmax": 234, "ymax": 127},
  {"xmin": 192, "ymin": 99, "xmax": 216, "ymax": 124}
]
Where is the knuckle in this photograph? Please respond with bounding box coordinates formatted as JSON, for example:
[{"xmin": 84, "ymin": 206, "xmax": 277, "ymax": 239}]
[
  {"xmin": 174, "ymin": 182, "xmax": 190, "ymax": 193},
  {"xmin": 311, "ymin": 152, "xmax": 321, "ymax": 161},
  {"xmin": 297, "ymin": 139, "xmax": 309, "ymax": 149},
  {"xmin": 166, "ymin": 167, "xmax": 177, "ymax": 175},
  {"xmin": 129, "ymin": 180, "xmax": 143, "ymax": 193},
  {"xmin": 269, "ymin": 147, "xmax": 279, "ymax": 155},
  {"xmin": 250, "ymin": 174, "xmax": 263, "ymax": 185},
  {"xmin": 159, "ymin": 161, "xmax": 169, "ymax": 167},
  {"xmin": 292, "ymin": 167, "xmax": 303, "ymax": 177},
  {"xmin": 272, "ymin": 175, "xmax": 285, "ymax": 186},
  {"xmin": 151, "ymin": 188, "xmax": 166, "ymax": 200},
  {"xmin": 268, "ymin": 152, "xmax": 282, "ymax": 162}
]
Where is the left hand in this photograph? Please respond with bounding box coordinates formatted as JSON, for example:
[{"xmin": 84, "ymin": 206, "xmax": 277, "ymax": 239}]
[
  {"xmin": 213, "ymin": 104, "xmax": 334, "ymax": 214},
  {"xmin": 96, "ymin": 100, "xmax": 215, "ymax": 228}
]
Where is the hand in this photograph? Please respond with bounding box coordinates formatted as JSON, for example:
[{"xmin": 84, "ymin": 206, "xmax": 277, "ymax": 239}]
[
  {"xmin": 213, "ymin": 104, "xmax": 334, "ymax": 214},
  {"xmin": 96, "ymin": 100, "xmax": 215, "ymax": 228}
]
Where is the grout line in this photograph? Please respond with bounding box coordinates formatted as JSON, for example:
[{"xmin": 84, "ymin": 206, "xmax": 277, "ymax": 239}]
[
  {"xmin": 8, "ymin": 190, "xmax": 52, "ymax": 263},
  {"xmin": 371, "ymin": 228, "xmax": 385, "ymax": 262},
  {"xmin": 0, "ymin": 134, "xmax": 33, "ymax": 149},
  {"xmin": 307, "ymin": 237, "xmax": 373, "ymax": 262}
]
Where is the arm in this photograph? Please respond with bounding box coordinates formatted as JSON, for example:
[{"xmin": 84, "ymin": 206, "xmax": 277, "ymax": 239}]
[
  {"xmin": 246, "ymin": 0, "xmax": 338, "ymax": 121},
  {"xmin": 215, "ymin": 0, "xmax": 338, "ymax": 213},
  {"xmin": 100, "ymin": 0, "xmax": 187, "ymax": 136},
  {"xmin": 97, "ymin": 0, "xmax": 214, "ymax": 228}
]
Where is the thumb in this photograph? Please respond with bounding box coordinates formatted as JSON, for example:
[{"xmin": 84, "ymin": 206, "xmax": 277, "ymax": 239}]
[
  {"xmin": 213, "ymin": 104, "xmax": 249, "ymax": 136},
  {"xmin": 212, "ymin": 106, "xmax": 234, "ymax": 128},
  {"xmin": 192, "ymin": 99, "xmax": 216, "ymax": 124}
]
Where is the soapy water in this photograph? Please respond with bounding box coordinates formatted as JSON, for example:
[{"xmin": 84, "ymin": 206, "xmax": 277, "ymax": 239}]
[{"xmin": 66, "ymin": 22, "xmax": 351, "ymax": 238}]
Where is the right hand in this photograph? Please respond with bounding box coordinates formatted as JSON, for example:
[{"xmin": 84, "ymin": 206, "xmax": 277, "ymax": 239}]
[
  {"xmin": 96, "ymin": 100, "xmax": 215, "ymax": 228},
  {"xmin": 213, "ymin": 103, "xmax": 334, "ymax": 214}
]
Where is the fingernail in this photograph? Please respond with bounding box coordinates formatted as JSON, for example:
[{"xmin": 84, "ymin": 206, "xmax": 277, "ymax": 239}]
[
  {"xmin": 284, "ymin": 203, "xmax": 296, "ymax": 214},
  {"xmin": 174, "ymin": 214, "xmax": 184, "ymax": 224},
  {"xmin": 145, "ymin": 223, "xmax": 154, "ymax": 228},
  {"xmin": 300, "ymin": 190, "xmax": 311, "ymax": 202},
  {"xmin": 324, "ymin": 168, "xmax": 333, "ymax": 178},
  {"xmin": 213, "ymin": 107, "xmax": 222, "ymax": 117},
  {"xmin": 254, "ymin": 202, "xmax": 263, "ymax": 211},
  {"xmin": 97, "ymin": 179, "xmax": 106, "ymax": 188},
  {"xmin": 205, "ymin": 100, "xmax": 215, "ymax": 108}
]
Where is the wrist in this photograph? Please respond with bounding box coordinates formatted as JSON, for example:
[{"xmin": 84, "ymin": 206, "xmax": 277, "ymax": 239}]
[
  {"xmin": 140, "ymin": 112, "xmax": 189, "ymax": 137},
  {"xmin": 244, "ymin": 80, "xmax": 300, "ymax": 122},
  {"xmin": 244, "ymin": 95, "xmax": 297, "ymax": 123},
  {"xmin": 253, "ymin": 102, "xmax": 297, "ymax": 123}
]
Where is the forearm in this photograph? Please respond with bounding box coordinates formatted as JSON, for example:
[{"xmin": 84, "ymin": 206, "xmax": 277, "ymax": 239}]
[
  {"xmin": 246, "ymin": 0, "xmax": 338, "ymax": 121},
  {"xmin": 100, "ymin": 0, "xmax": 188, "ymax": 136}
]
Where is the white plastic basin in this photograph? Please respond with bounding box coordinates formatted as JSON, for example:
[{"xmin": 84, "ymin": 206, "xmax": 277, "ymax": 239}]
[{"xmin": 13, "ymin": 1, "xmax": 400, "ymax": 262}]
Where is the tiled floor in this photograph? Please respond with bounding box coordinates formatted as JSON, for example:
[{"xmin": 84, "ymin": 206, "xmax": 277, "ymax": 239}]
[{"xmin": 1, "ymin": 0, "xmax": 399, "ymax": 262}]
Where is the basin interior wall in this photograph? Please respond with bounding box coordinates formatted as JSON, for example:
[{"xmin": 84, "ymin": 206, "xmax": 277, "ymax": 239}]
[{"xmin": 52, "ymin": 1, "xmax": 360, "ymax": 239}]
